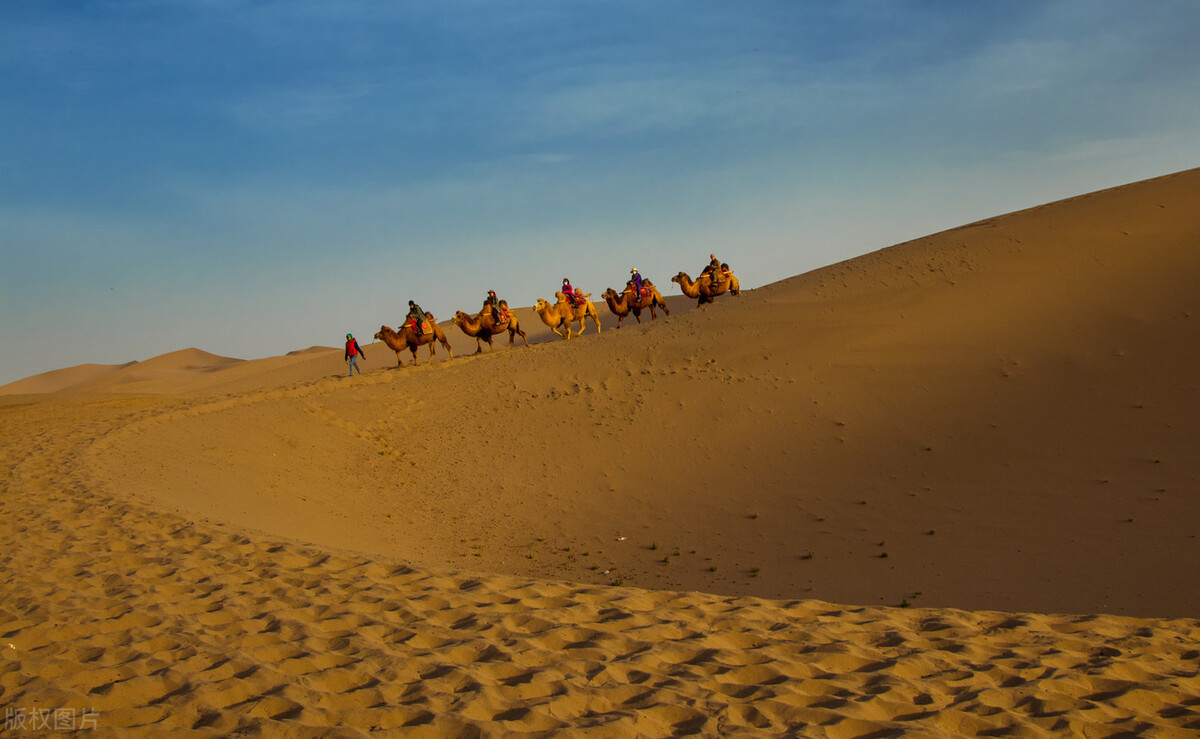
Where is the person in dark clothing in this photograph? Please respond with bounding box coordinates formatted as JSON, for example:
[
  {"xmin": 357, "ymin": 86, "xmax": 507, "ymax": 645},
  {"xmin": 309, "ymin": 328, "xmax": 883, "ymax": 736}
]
[
  {"xmin": 344, "ymin": 333, "xmax": 365, "ymax": 376},
  {"xmin": 484, "ymin": 289, "xmax": 503, "ymax": 323},
  {"xmin": 703, "ymin": 253, "xmax": 721, "ymax": 277},
  {"xmin": 406, "ymin": 300, "xmax": 426, "ymax": 333},
  {"xmin": 629, "ymin": 268, "xmax": 647, "ymax": 299}
]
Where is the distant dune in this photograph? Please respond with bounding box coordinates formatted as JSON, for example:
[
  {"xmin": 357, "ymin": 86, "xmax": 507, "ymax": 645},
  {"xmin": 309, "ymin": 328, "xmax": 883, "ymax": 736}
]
[
  {"xmin": 285, "ymin": 345, "xmax": 337, "ymax": 356},
  {"xmin": 1, "ymin": 297, "xmax": 696, "ymax": 396},
  {"xmin": 0, "ymin": 362, "xmax": 134, "ymax": 395},
  {"xmin": 2, "ymin": 169, "xmax": 1198, "ymax": 736}
]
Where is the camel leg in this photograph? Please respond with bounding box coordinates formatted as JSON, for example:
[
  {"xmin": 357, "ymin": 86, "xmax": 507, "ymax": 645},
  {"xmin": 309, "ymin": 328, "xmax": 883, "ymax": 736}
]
[
  {"xmin": 441, "ymin": 340, "xmax": 454, "ymax": 359},
  {"xmin": 394, "ymin": 351, "xmax": 404, "ymax": 367},
  {"xmin": 591, "ymin": 310, "xmax": 602, "ymax": 333},
  {"xmin": 514, "ymin": 327, "xmax": 528, "ymax": 347}
]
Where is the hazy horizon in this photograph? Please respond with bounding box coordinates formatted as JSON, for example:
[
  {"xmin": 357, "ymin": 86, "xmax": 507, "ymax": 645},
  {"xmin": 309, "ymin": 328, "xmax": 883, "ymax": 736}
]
[{"xmin": 3, "ymin": 1, "xmax": 1199, "ymax": 386}]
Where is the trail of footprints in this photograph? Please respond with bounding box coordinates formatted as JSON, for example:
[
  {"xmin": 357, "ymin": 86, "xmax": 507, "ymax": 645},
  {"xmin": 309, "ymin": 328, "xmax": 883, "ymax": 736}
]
[{"xmin": 2, "ymin": 400, "xmax": 1199, "ymax": 736}]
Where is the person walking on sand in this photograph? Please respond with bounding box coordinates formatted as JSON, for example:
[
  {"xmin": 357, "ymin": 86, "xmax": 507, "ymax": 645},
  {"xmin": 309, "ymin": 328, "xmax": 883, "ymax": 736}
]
[{"xmin": 345, "ymin": 333, "xmax": 365, "ymax": 376}]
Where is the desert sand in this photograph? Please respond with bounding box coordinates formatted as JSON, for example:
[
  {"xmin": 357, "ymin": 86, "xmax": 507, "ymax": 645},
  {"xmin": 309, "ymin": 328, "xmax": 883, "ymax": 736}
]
[{"xmin": 2, "ymin": 169, "xmax": 1198, "ymax": 735}]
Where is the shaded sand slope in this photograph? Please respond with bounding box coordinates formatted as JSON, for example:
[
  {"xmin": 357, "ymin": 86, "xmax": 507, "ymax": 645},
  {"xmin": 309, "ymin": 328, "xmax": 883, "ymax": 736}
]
[
  {"xmin": 89, "ymin": 168, "xmax": 1200, "ymax": 617},
  {"xmin": 2, "ymin": 398, "xmax": 1199, "ymax": 735}
]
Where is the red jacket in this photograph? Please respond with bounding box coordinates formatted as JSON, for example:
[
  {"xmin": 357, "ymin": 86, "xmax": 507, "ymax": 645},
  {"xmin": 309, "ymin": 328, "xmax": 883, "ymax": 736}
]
[{"xmin": 345, "ymin": 339, "xmax": 363, "ymax": 359}]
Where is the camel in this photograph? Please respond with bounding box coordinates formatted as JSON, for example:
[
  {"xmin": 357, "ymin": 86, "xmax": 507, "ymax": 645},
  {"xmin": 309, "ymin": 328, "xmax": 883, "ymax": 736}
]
[
  {"xmin": 672, "ymin": 266, "xmax": 741, "ymax": 306},
  {"xmin": 534, "ymin": 291, "xmax": 602, "ymax": 339},
  {"xmin": 601, "ymin": 280, "xmax": 671, "ymax": 328},
  {"xmin": 374, "ymin": 316, "xmax": 454, "ymax": 367},
  {"xmin": 452, "ymin": 300, "xmax": 529, "ymax": 353}
]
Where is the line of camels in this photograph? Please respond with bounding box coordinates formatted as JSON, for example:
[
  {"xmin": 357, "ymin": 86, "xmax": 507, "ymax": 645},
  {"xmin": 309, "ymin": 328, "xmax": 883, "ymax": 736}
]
[{"xmin": 374, "ymin": 262, "xmax": 740, "ymax": 366}]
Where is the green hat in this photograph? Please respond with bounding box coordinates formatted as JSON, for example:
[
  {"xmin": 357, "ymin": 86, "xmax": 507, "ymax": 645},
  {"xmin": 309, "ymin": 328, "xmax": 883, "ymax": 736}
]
[{"xmin": 346, "ymin": 333, "xmax": 353, "ymax": 338}]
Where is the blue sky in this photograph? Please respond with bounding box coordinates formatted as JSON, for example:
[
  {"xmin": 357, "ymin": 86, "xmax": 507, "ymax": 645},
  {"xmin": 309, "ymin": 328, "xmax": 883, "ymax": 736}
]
[{"xmin": 2, "ymin": 1, "xmax": 1198, "ymax": 385}]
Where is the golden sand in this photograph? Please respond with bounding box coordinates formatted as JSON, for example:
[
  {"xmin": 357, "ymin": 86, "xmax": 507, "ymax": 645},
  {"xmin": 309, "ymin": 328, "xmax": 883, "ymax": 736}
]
[{"xmin": 2, "ymin": 169, "xmax": 1199, "ymax": 735}]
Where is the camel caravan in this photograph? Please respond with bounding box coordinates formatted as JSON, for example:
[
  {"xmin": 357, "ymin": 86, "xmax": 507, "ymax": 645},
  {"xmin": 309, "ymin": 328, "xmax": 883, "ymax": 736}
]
[{"xmin": 373, "ymin": 258, "xmax": 737, "ymax": 367}]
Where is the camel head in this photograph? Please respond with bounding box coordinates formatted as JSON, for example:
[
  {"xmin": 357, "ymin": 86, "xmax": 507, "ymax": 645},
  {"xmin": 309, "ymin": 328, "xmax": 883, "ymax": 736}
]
[
  {"xmin": 453, "ymin": 311, "xmax": 469, "ymax": 324},
  {"xmin": 671, "ymin": 272, "xmax": 687, "ymax": 285},
  {"xmin": 535, "ymin": 298, "xmax": 551, "ymax": 313},
  {"xmin": 603, "ymin": 288, "xmax": 619, "ymax": 301}
]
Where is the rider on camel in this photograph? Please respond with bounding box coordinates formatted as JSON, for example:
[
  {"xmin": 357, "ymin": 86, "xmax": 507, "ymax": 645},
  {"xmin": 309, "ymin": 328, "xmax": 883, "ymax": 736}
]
[
  {"xmin": 484, "ymin": 289, "xmax": 505, "ymax": 324},
  {"xmin": 561, "ymin": 278, "xmax": 582, "ymax": 306},
  {"xmin": 705, "ymin": 254, "xmax": 729, "ymax": 285},
  {"xmin": 629, "ymin": 268, "xmax": 647, "ymax": 300},
  {"xmin": 406, "ymin": 300, "xmax": 427, "ymax": 334}
]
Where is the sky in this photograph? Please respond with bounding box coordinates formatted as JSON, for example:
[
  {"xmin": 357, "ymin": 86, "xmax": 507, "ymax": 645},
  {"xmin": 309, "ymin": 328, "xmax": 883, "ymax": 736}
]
[{"xmin": 2, "ymin": 1, "xmax": 1199, "ymax": 386}]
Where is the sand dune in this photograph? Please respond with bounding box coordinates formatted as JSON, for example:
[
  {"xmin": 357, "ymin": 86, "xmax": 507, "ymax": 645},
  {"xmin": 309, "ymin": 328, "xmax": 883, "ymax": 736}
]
[
  {"xmin": 86, "ymin": 167, "xmax": 1200, "ymax": 617},
  {"xmin": 2, "ymin": 169, "xmax": 1199, "ymax": 735},
  {"xmin": 0, "ymin": 362, "xmax": 133, "ymax": 395}
]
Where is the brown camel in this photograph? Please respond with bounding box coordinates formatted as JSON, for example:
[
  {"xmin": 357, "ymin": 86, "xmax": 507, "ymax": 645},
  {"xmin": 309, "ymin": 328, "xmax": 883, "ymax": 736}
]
[
  {"xmin": 374, "ymin": 316, "xmax": 454, "ymax": 367},
  {"xmin": 601, "ymin": 280, "xmax": 671, "ymax": 328},
  {"xmin": 452, "ymin": 300, "xmax": 529, "ymax": 353},
  {"xmin": 534, "ymin": 291, "xmax": 602, "ymax": 339},
  {"xmin": 672, "ymin": 266, "xmax": 741, "ymax": 306}
]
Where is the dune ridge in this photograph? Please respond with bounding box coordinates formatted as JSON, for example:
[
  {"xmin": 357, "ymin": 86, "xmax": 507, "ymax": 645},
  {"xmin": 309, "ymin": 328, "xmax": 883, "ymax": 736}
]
[
  {"xmin": 2, "ymin": 168, "xmax": 1199, "ymax": 735},
  {"xmin": 84, "ymin": 167, "xmax": 1200, "ymax": 617}
]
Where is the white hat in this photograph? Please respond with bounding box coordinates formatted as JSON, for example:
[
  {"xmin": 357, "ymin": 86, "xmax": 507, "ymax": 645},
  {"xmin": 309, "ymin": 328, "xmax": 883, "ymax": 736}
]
[{"xmin": 631, "ymin": 267, "xmax": 638, "ymax": 273}]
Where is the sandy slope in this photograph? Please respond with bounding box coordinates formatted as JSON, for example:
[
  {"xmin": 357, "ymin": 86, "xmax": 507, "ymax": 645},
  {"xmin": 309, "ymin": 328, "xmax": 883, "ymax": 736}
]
[
  {"xmin": 2, "ymin": 169, "xmax": 1199, "ymax": 735},
  {"xmin": 85, "ymin": 167, "xmax": 1200, "ymax": 617}
]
